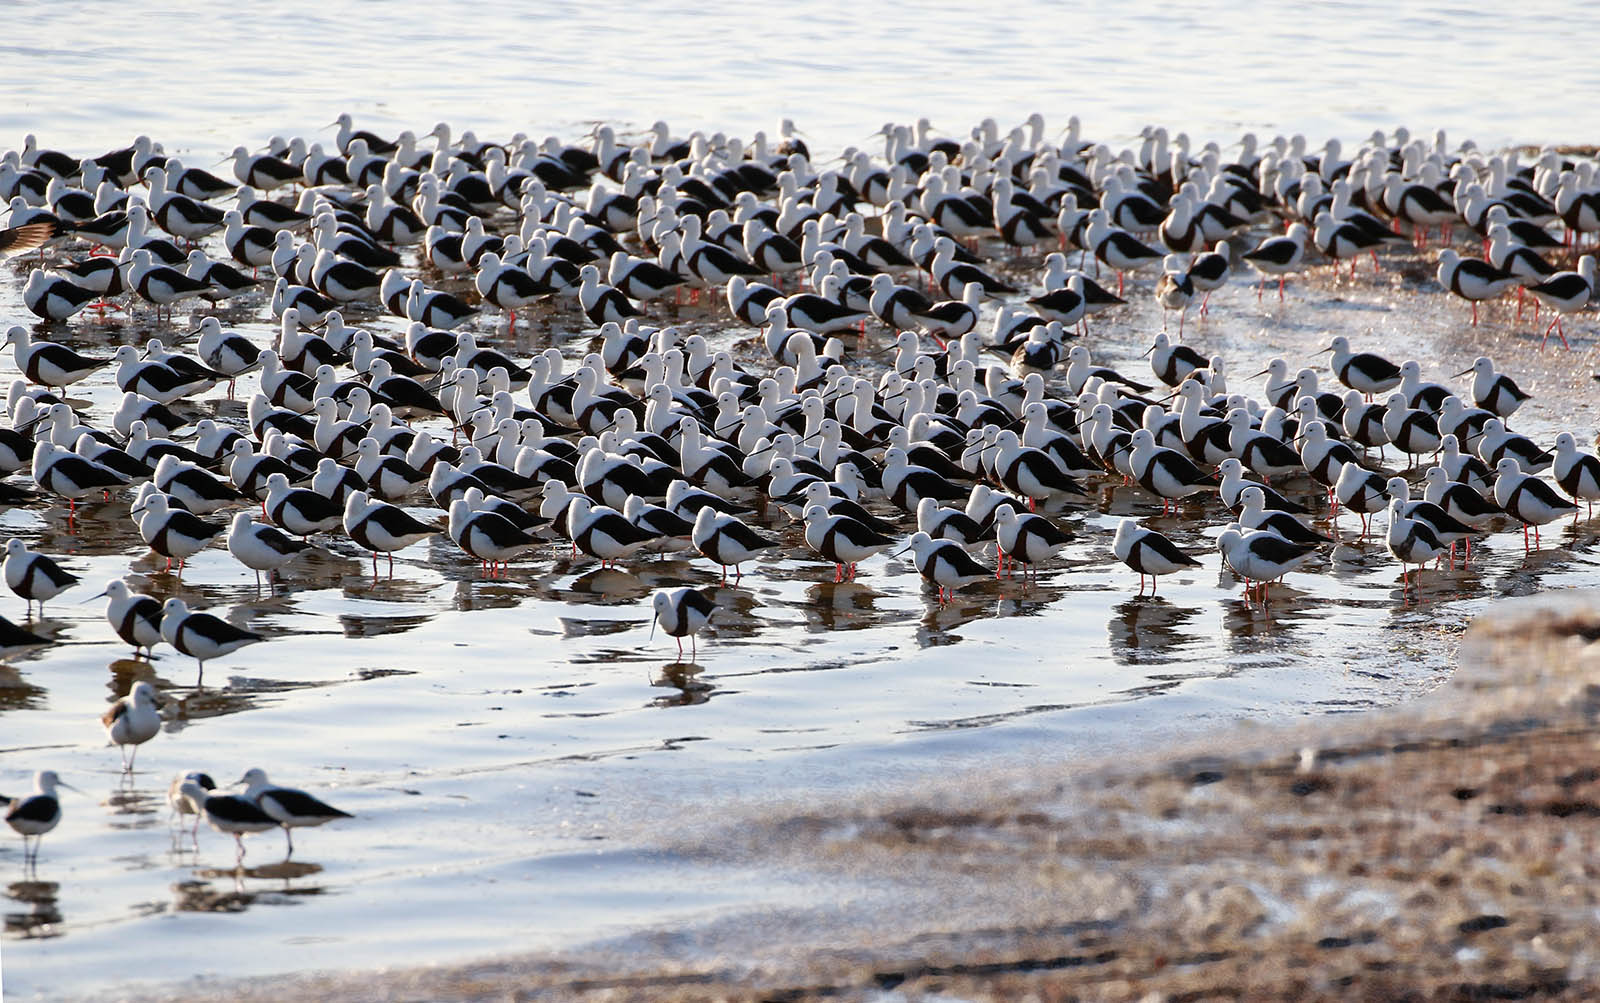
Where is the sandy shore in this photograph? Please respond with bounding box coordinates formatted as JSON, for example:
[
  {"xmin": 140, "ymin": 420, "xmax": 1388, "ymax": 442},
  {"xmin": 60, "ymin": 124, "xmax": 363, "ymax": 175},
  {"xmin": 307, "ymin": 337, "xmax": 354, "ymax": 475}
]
[{"xmin": 106, "ymin": 589, "xmax": 1600, "ymax": 1002}]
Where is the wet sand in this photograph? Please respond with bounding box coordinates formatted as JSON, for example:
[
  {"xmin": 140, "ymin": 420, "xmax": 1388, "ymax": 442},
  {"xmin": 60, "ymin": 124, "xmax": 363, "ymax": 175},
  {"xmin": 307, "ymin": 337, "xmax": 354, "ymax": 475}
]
[{"xmin": 122, "ymin": 589, "xmax": 1600, "ymax": 1002}]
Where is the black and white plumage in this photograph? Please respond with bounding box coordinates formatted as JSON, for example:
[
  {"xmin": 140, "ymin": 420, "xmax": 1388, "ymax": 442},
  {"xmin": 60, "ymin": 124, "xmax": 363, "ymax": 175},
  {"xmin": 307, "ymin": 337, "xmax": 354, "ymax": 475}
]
[
  {"xmin": 153, "ymin": 454, "xmax": 244, "ymax": 513},
  {"xmin": 3, "ymin": 537, "xmax": 78, "ymax": 617},
  {"xmin": 344, "ymin": 491, "xmax": 438, "ymax": 572},
  {"xmin": 168, "ymin": 769, "xmax": 217, "ymax": 838},
  {"xmin": 160, "ymin": 598, "xmax": 264, "ymax": 682},
  {"xmin": 54, "ymin": 252, "xmax": 128, "ymax": 296},
  {"xmin": 1524, "ymin": 255, "xmax": 1596, "ymax": 350},
  {"xmin": 1186, "ymin": 249, "xmax": 1230, "ymax": 312},
  {"xmin": 129, "ymin": 248, "xmax": 214, "ymax": 312},
  {"xmin": 31, "ymin": 441, "xmax": 127, "ymax": 512},
  {"xmin": 264, "ymin": 472, "xmax": 344, "ymax": 537},
  {"xmin": 1386, "ymin": 499, "xmax": 1448, "ymax": 589},
  {"xmin": 993, "ymin": 506, "xmax": 1069, "ymax": 579},
  {"xmin": 1216, "ymin": 523, "xmax": 1315, "ymax": 600},
  {"xmin": 95, "ymin": 579, "xmax": 163, "ymax": 656},
  {"xmin": 1147, "ymin": 332, "xmax": 1208, "ymax": 388},
  {"xmin": 1554, "ymin": 433, "xmax": 1600, "ymax": 518},
  {"xmin": 228, "ymin": 510, "xmax": 313, "ymax": 585},
  {"xmin": 1126, "ymin": 428, "xmax": 1213, "ymax": 513},
  {"xmin": 193, "ymin": 316, "xmax": 264, "ymax": 395},
  {"xmin": 353, "ymin": 438, "xmax": 428, "ymax": 500},
  {"xmin": 238, "ymin": 767, "xmax": 353, "ymax": 858},
  {"xmin": 22, "ymin": 269, "xmax": 96, "ymax": 321},
  {"xmin": 909, "ymin": 496, "xmax": 984, "ymax": 551},
  {"xmin": 607, "ymin": 251, "xmax": 684, "ymax": 302},
  {"xmin": 726, "ymin": 276, "xmax": 784, "ymax": 327},
  {"xmin": 111, "ymin": 345, "xmax": 211, "ymax": 405},
  {"xmin": 1112, "ymin": 517, "xmax": 1201, "ymax": 594},
  {"xmin": 4, "ymin": 770, "xmax": 74, "ymax": 869},
  {"xmin": 237, "ymin": 186, "xmax": 310, "ymax": 231},
  {"xmin": 230, "ymin": 145, "xmax": 303, "ymax": 191},
  {"xmin": 1381, "ymin": 393, "xmax": 1441, "ymax": 464},
  {"xmin": 1237, "ymin": 486, "xmax": 1332, "ymax": 547},
  {"xmin": 1459, "ymin": 356, "xmax": 1531, "ymax": 419},
  {"xmin": 131, "ymin": 490, "xmax": 224, "ymax": 570},
  {"xmin": 1436, "ymin": 249, "xmax": 1516, "ymax": 326},
  {"xmin": 566, "ymin": 496, "xmax": 658, "ymax": 566},
  {"xmin": 1241, "ymin": 222, "xmax": 1308, "ymax": 300},
  {"xmin": 650, "ymin": 586, "xmax": 719, "ymax": 659},
  {"xmin": 101, "ymin": 680, "xmax": 162, "ymax": 771},
  {"xmin": 782, "ymin": 290, "xmax": 869, "ymax": 335},
  {"xmin": 406, "ymin": 280, "xmax": 475, "ymax": 329},
  {"xmin": 312, "ymin": 249, "xmax": 381, "ymax": 303},
  {"xmin": 868, "ymin": 274, "xmax": 940, "ymax": 330},
  {"xmin": 1321, "ymin": 336, "xmax": 1400, "ymax": 397},
  {"xmin": 185, "ymin": 250, "xmax": 260, "ymax": 302},
  {"xmin": 448, "ymin": 498, "xmax": 540, "ymax": 571},
  {"xmin": 177, "ymin": 779, "xmax": 279, "ymax": 863},
  {"xmin": 897, "ymin": 530, "xmax": 992, "ymax": 604},
  {"xmin": 691, "ymin": 506, "xmax": 779, "ymax": 581},
  {"xmin": 4, "ymin": 326, "xmax": 109, "ymax": 390},
  {"xmin": 145, "ymin": 167, "xmax": 225, "ymax": 240},
  {"xmin": 1492, "ymin": 458, "xmax": 1577, "ymax": 548},
  {"xmin": 164, "ymin": 159, "xmax": 236, "ymax": 201},
  {"xmin": 1422, "ymin": 465, "xmax": 1502, "ymax": 531},
  {"xmin": 1332, "ymin": 460, "xmax": 1391, "ymax": 536},
  {"xmin": 568, "ymin": 256, "xmax": 636, "ymax": 316},
  {"xmin": 1477, "ymin": 419, "xmax": 1552, "ymax": 473},
  {"xmin": 802, "ymin": 505, "xmax": 897, "ymax": 581}
]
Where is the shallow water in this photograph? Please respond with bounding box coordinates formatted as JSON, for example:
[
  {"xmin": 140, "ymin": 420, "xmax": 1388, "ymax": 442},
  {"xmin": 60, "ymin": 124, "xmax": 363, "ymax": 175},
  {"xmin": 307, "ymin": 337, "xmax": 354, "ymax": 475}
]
[{"xmin": 5, "ymin": 4, "xmax": 1600, "ymax": 998}]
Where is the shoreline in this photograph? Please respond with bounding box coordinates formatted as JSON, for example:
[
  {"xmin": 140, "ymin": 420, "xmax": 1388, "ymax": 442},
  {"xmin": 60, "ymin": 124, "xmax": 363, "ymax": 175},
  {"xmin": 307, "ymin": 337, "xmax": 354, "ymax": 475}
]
[{"xmin": 103, "ymin": 589, "xmax": 1600, "ymax": 1001}]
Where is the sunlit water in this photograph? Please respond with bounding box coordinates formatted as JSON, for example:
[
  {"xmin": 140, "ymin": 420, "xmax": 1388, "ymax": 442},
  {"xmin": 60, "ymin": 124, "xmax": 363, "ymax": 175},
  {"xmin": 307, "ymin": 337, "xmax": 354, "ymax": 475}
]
[{"xmin": 4, "ymin": 2, "xmax": 1600, "ymax": 998}]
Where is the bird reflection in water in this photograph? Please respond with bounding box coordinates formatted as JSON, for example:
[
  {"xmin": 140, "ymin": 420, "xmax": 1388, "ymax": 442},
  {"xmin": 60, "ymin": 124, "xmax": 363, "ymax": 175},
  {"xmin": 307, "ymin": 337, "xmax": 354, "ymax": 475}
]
[
  {"xmin": 800, "ymin": 581, "xmax": 885, "ymax": 632},
  {"xmin": 694, "ymin": 586, "xmax": 763, "ymax": 642},
  {"xmin": 915, "ymin": 593, "xmax": 994, "ymax": 645},
  {"xmin": 0, "ymin": 664, "xmax": 47, "ymax": 712},
  {"xmin": 650, "ymin": 660, "xmax": 712, "ymax": 707},
  {"xmin": 1106, "ymin": 597, "xmax": 1200, "ymax": 664},
  {"xmin": 449, "ymin": 578, "xmax": 526, "ymax": 613},
  {"xmin": 175, "ymin": 859, "xmax": 324, "ymax": 910},
  {"xmin": 342, "ymin": 572, "xmax": 442, "ymax": 608},
  {"xmin": 1221, "ymin": 593, "xmax": 1289, "ymax": 638},
  {"xmin": 565, "ymin": 566, "xmax": 649, "ymax": 604},
  {"xmin": 105, "ymin": 781, "xmax": 162, "ymax": 828},
  {"xmin": 5, "ymin": 879, "xmax": 62, "ymax": 938}
]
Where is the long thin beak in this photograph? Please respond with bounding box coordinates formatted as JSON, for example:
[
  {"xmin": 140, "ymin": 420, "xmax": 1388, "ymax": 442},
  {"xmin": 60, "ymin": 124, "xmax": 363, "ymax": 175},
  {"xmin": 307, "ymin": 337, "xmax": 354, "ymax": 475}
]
[
  {"xmin": 888, "ymin": 544, "xmax": 913, "ymax": 560},
  {"xmin": 79, "ymin": 589, "xmax": 109, "ymax": 604},
  {"xmin": 647, "ymin": 619, "xmax": 656, "ymax": 644},
  {"xmin": 1245, "ymin": 368, "xmax": 1269, "ymax": 379},
  {"xmin": 1452, "ymin": 368, "xmax": 1473, "ymax": 378},
  {"xmin": 57, "ymin": 782, "xmax": 83, "ymax": 794},
  {"xmin": 1312, "ymin": 346, "xmax": 1333, "ymax": 356},
  {"xmin": 1140, "ymin": 343, "xmax": 1156, "ymax": 358}
]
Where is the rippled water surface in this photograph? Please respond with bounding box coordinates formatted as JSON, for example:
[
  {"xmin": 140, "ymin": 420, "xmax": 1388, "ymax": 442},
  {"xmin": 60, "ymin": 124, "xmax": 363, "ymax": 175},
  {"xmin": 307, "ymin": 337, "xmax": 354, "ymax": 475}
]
[{"xmin": 4, "ymin": 2, "xmax": 1600, "ymax": 998}]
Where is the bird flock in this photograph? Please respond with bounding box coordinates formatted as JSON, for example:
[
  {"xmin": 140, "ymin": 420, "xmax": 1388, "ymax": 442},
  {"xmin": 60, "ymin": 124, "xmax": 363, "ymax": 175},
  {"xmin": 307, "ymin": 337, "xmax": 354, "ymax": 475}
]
[{"xmin": 3, "ymin": 112, "xmax": 1600, "ymax": 873}]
